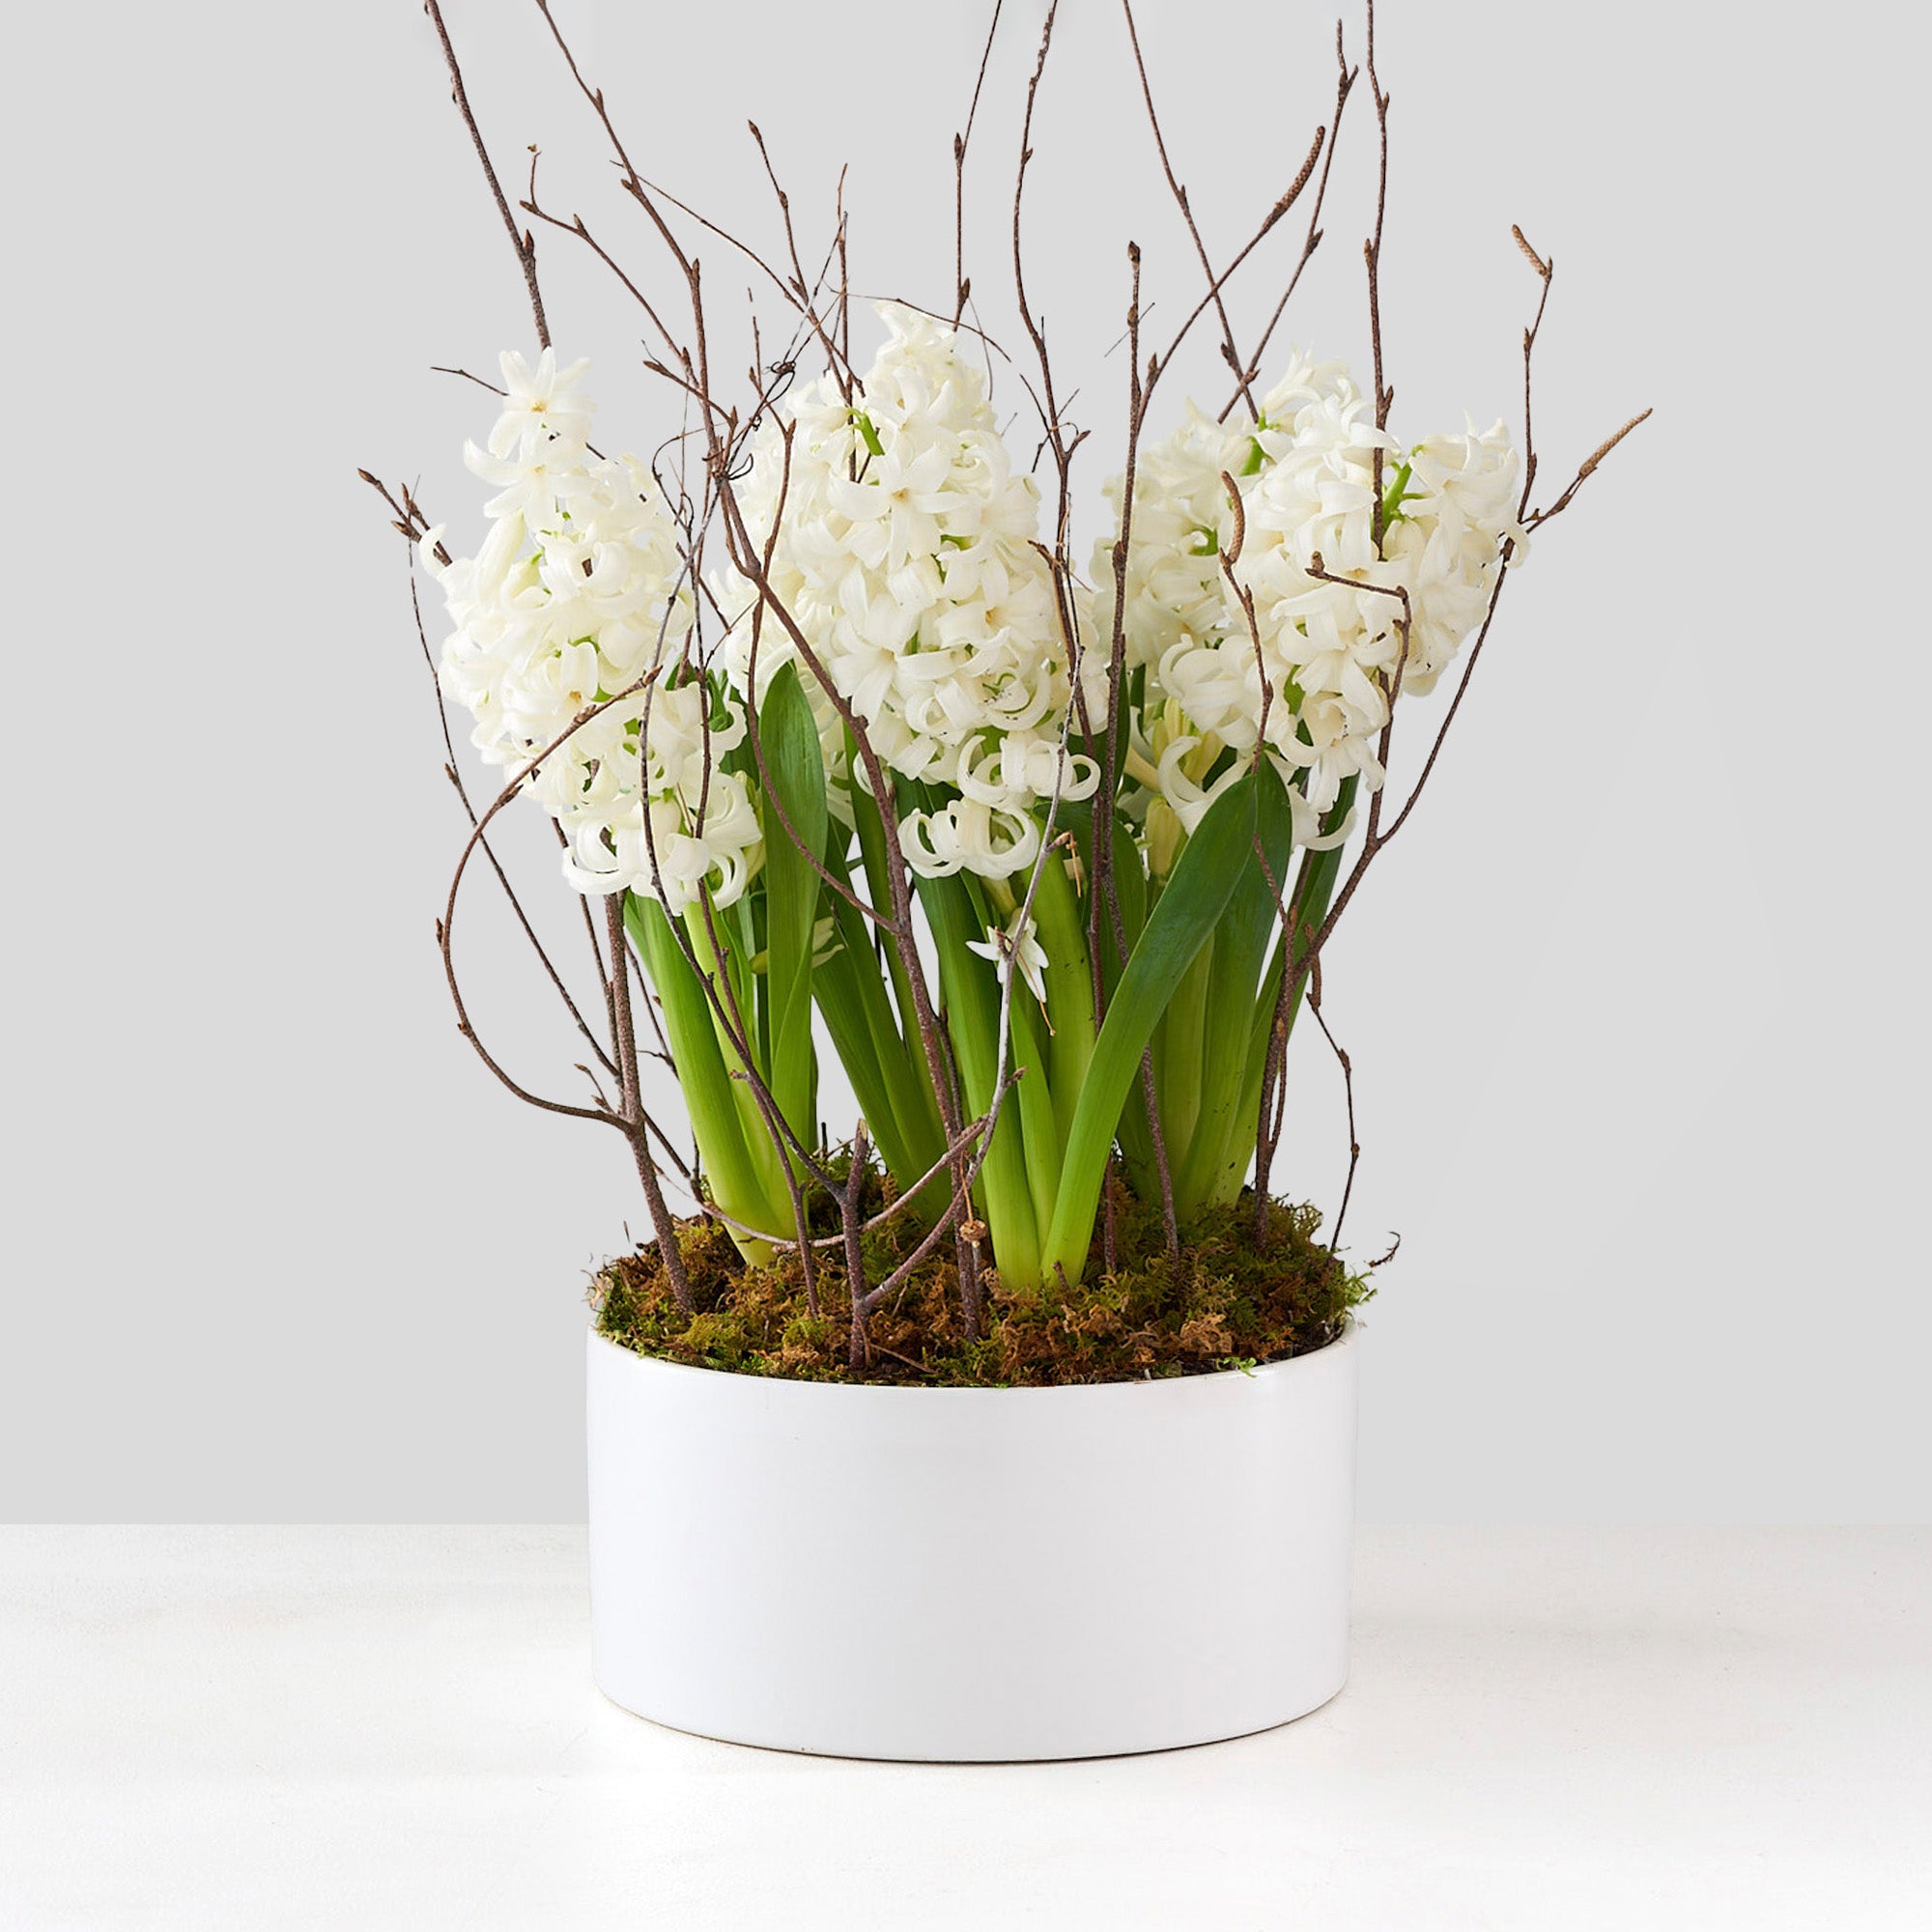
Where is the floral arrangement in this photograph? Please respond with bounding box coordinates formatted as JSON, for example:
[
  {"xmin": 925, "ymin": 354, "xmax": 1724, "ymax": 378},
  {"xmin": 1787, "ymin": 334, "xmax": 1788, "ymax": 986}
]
[{"xmin": 369, "ymin": 0, "xmax": 1642, "ymax": 1378}]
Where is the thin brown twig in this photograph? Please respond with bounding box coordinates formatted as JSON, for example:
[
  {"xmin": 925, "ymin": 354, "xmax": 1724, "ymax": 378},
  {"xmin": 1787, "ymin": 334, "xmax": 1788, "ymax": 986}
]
[
  {"xmin": 358, "ymin": 469, "xmax": 447, "ymax": 565},
  {"xmin": 1528, "ymin": 410, "xmax": 1653, "ymax": 527},
  {"xmin": 746, "ymin": 123, "xmax": 858, "ymax": 401},
  {"xmin": 1121, "ymin": 0, "xmax": 1258, "ymax": 415},
  {"xmin": 1220, "ymin": 23, "xmax": 1357, "ymax": 420},
  {"xmin": 430, "ymin": 364, "xmax": 506, "ymax": 397},
  {"xmin": 422, "ymin": 0, "xmax": 549, "ymax": 348},
  {"xmin": 952, "ymin": 0, "xmax": 1008, "ymax": 327},
  {"xmin": 1306, "ymin": 956, "xmax": 1360, "ymax": 1251},
  {"xmin": 682, "ymin": 1092, "xmax": 1013, "ymax": 1256},
  {"xmin": 519, "ymin": 197, "xmax": 687, "ymax": 377},
  {"xmin": 843, "ymin": 1122, "xmax": 873, "ymax": 1367},
  {"xmin": 1365, "ymin": 0, "xmax": 1393, "ymax": 545},
  {"xmin": 438, "ymin": 677, "xmax": 666, "ymax": 1127},
  {"xmin": 405, "ymin": 558, "xmax": 618, "ymax": 1076},
  {"xmin": 1149, "ymin": 129, "xmax": 1326, "ymax": 412}
]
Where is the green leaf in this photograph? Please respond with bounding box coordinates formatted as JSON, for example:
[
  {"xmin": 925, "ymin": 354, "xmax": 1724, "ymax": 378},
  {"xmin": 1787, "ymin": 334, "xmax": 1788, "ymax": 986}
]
[
  {"xmin": 1156, "ymin": 938, "xmax": 1213, "ymax": 1168},
  {"xmin": 757, "ymin": 664, "xmax": 829, "ymax": 1171},
  {"xmin": 1040, "ymin": 771, "xmax": 1261, "ymax": 1287}
]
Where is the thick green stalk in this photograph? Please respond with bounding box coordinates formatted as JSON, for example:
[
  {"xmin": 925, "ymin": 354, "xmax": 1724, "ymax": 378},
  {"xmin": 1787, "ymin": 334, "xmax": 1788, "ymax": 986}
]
[
  {"xmin": 916, "ymin": 868, "xmax": 1041, "ymax": 1291},
  {"xmin": 625, "ymin": 894, "xmax": 787, "ymax": 1259},
  {"xmin": 1006, "ymin": 981, "xmax": 1061, "ymax": 1248},
  {"xmin": 683, "ymin": 901, "xmax": 784, "ymax": 1184},
  {"xmin": 1172, "ymin": 761, "xmax": 1297, "ymax": 1216},
  {"xmin": 1027, "ymin": 841, "xmax": 1097, "ymax": 1158},
  {"xmin": 1210, "ymin": 774, "xmax": 1359, "ymax": 1208},
  {"xmin": 960, "ymin": 866, "xmax": 1064, "ymax": 1251},
  {"xmin": 849, "ymin": 770, "xmax": 948, "ymax": 1147},
  {"xmin": 814, "ymin": 835, "xmax": 948, "ymax": 1220},
  {"xmin": 1094, "ymin": 811, "xmax": 1156, "ymax": 1191}
]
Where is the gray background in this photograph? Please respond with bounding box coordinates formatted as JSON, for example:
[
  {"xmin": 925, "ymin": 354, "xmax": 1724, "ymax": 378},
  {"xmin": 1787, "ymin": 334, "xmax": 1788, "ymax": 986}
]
[{"xmin": 5, "ymin": 0, "xmax": 1925, "ymax": 1521}]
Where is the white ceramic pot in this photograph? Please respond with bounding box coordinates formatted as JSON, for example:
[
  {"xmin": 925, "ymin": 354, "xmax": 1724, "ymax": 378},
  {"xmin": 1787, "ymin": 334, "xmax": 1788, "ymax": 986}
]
[{"xmin": 586, "ymin": 1318, "xmax": 1359, "ymax": 1761}]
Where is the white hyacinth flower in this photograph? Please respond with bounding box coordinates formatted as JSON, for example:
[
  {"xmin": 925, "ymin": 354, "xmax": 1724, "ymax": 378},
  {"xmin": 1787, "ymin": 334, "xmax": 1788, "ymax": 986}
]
[
  {"xmin": 967, "ymin": 905, "xmax": 1050, "ymax": 1010},
  {"xmin": 1095, "ymin": 347, "xmax": 1521, "ymax": 850},
  {"xmin": 425, "ymin": 351, "xmax": 763, "ymax": 916},
  {"xmin": 721, "ymin": 303, "xmax": 1097, "ymax": 884}
]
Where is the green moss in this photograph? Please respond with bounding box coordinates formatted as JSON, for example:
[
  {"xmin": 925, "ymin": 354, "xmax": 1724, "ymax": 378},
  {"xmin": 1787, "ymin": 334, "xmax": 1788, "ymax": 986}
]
[{"xmin": 590, "ymin": 1165, "xmax": 1372, "ymax": 1387}]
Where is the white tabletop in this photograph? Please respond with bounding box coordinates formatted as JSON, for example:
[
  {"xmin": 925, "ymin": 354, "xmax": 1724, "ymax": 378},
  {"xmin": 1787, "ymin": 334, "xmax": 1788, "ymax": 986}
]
[{"xmin": 3, "ymin": 1525, "xmax": 1927, "ymax": 1929}]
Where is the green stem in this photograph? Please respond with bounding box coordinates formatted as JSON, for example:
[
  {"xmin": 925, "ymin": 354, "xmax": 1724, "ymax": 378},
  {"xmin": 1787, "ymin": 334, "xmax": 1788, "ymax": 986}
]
[
  {"xmin": 1007, "ymin": 987, "xmax": 1061, "ymax": 1248},
  {"xmin": 684, "ymin": 900, "xmax": 791, "ymax": 1201},
  {"xmin": 1094, "ymin": 810, "xmax": 1156, "ymax": 1191},
  {"xmin": 917, "ymin": 868, "xmax": 1041, "ymax": 1292},
  {"xmin": 814, "ymin": 836, "xmax": 948, "ymax": 1222},
  {"xmin": 1172, "ymin": 761, "xmax": 1297, "ymax": 1217},
  {"xmin": 1210, "ymin": 774, "xmax": 1358, "ymax": 1208},
  {"xmin": 851, "ymin": 767, "xmax": 946, "ymax": 1147},
  {"xmin": 1028, "ymin": 840, "xmax": 1097, "ymax": 1157},
  {"xmin": 625, "ymin": 894, "xmax": 786, "ymax": 1260}
]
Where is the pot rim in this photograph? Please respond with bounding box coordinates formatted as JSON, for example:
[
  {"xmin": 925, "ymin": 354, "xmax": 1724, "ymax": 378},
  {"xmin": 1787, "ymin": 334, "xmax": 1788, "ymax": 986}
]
[{"xmin": 587, "ymin": 1310, "xmax": 1356, "ymax": 1399}]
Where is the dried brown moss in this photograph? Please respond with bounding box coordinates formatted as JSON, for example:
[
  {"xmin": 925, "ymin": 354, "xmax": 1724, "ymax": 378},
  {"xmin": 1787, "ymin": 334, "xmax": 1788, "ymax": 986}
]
[{"xmin": 590, "ymin": 1165, "xmax": 1370, "ymax": 1386}]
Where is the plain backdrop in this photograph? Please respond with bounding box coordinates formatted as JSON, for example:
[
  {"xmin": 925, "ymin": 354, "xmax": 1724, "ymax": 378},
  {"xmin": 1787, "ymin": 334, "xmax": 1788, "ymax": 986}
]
[{"xmin": 3, "ymin": 0, "xmax": 1925, "ymax": 1522}]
